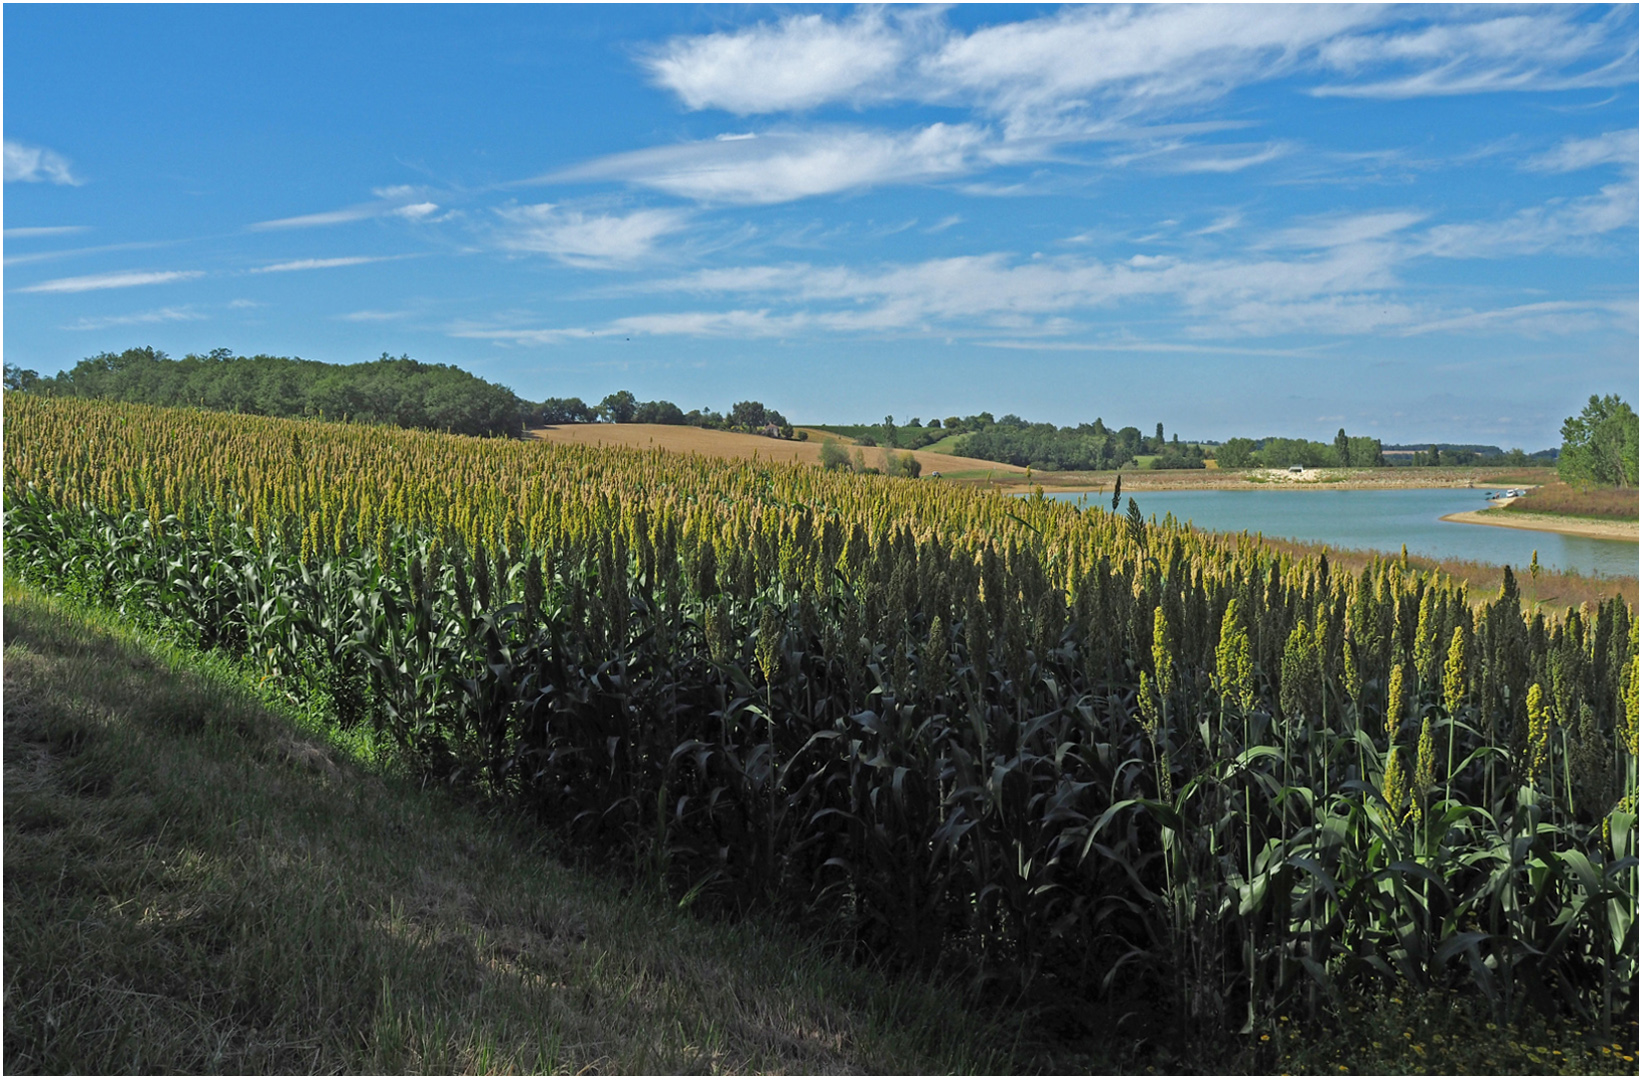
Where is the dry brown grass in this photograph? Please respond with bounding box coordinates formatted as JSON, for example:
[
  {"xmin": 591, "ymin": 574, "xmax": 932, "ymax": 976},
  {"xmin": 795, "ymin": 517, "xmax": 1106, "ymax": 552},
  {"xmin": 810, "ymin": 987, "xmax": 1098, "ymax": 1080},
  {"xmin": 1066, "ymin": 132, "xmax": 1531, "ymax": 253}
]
[
  {"xmin": 528, "ymin": 423, "xmax": 1027, "ymax": 477},
  {"xmin": 1503, "ymin": 481, "xmax": 1639, "ymax": 521}
]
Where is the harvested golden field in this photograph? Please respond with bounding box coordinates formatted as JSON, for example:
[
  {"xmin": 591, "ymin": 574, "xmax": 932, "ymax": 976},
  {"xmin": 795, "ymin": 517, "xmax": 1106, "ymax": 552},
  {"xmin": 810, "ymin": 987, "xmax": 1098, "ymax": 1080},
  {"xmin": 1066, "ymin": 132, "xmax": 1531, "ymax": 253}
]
[{"xmin": 528, "ymin": 423, "xmax": 1028, "ymax": 478}]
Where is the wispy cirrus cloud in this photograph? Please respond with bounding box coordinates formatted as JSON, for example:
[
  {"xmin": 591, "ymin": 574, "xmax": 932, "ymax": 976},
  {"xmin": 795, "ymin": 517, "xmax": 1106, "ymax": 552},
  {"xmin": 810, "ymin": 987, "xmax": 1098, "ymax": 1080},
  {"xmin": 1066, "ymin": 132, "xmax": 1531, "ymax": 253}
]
[
  {"xmin": 62, "ymin": 306, "xmax": 206, "ymax": 331},
  {"xmin": 1312, "ymin": 9, "xmax": 1637, "ymax": 99},
  {"xmin": 645, "ymin": 7, "xmax": 1634, "ymax": 131},
  {"xmin": 1418, "ymin": 178, "xmax": 1637, "ymax": 258},
  {"xmin": 252, "ymin": 255, "xmax": 399, "ymax": 273},
  {"xmin": 18, "ymin": 269, "xmax": 203, "ymax": 294},
  {"xmin": 1401, "ymin": 298, "xmax": 1637, "ymax": 337},
  {"xmin": 1522, "ymin": 129, "xmax": 1638, "ymax": 173},
  {"xmin": 491, "ymin": 203, "xmax": 690, "ymax": 267},
  {"xmin": 5, "ymin": 225, "xmax": 90, "ymax": 239},
  {"xmin": 1105, "ymin": 139, "xmax": 1293, "ymax": 175},
  {"xmin": 507, "ymin": 166, "xmax": 1637, "ymax": 345},
  {"xmin": 547, "ymin": 124, "xmax": 993, "ymax": 205},
  {"xmin": 4, "ymin": 140, "xmax": 81, "ymax": 185},
  {"xmin": 338, "ymin": 309, "xmax": 412, "ymax": 322},
  {"xmin": 1265, "ymin": 210, "xmax": 1428, "ymax": 250},
  {"xmin": 250, "ymin": 186, "xmax": 444, "ymax": 230},
  {"xmin": 614, "ymin": 5, "xmax": 1635, "ymax": 209}
]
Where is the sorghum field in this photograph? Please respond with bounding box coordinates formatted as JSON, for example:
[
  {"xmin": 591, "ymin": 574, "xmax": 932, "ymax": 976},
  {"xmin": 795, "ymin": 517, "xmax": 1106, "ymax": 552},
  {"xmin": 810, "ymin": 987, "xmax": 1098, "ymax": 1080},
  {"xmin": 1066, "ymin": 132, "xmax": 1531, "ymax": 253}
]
[{"xmin": 6, "ymin": 396, "xmax": 1637, "ymax": 1060}]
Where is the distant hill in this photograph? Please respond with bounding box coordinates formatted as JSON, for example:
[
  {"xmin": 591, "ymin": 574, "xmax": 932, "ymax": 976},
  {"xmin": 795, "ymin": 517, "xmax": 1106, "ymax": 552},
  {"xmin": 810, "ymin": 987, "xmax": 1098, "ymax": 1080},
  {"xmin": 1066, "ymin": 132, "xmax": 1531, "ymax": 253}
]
[{"xmin": 20, "ymin": 346, "xmax": 524, "ymax": 438}]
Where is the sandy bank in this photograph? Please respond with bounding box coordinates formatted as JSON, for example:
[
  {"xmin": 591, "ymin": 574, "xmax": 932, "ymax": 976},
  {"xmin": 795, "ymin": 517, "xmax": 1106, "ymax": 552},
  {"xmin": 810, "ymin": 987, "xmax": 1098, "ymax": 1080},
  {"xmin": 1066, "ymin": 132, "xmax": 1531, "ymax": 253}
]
[
  {"xmin": 1441, "ymin": 509, "xmax": 1639, "ymax": 543},
  {"xmin": 994, "ymin": 467, "xmax": 1545, "ymax": 495}
]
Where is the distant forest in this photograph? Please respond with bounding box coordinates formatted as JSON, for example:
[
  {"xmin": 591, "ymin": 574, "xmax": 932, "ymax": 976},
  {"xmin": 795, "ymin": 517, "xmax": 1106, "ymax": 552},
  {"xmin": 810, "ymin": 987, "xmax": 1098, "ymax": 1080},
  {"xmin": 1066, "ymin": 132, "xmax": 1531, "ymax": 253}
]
[
  {"xmin": 3, "ymin": 351, "xmax": 797, "ymax": 441},
  {"xmin": 2, "ymin": 349, "xmax": 1575, "ymax": 471},
  {"xmin": 8, "ymin": 348, "xmax": 525, "ymax": 438},
  {"xmin": 813, "ymin": 413, "xmax": 1554, "ymax": 473}
]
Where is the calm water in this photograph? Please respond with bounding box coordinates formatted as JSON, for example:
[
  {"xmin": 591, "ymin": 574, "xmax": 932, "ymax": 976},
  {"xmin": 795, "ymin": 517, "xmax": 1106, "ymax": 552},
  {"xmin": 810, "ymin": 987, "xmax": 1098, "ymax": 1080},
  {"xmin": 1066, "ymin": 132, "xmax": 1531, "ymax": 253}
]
[{"xmin": 1040, "ymin": 488, "xmax": 1638, "ymax": 579}]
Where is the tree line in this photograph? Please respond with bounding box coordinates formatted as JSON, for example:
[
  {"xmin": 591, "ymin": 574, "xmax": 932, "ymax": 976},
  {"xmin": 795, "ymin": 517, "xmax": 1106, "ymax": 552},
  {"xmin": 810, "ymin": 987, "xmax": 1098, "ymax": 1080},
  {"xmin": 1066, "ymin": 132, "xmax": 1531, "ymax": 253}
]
[
  {"xmin": 6, "ymin": 348, "xmax": 525, "ymax": 438},
  {"xmin": 842, "ymin": 410, "xmax": 1576, "ymax": 475},
  {"xmin": 530, "ymin": 391, "xmax": 796, "ymax": 439},
  {"xmin": 3, "ymin": 351, "xmax": 801, "ymax": 443}
]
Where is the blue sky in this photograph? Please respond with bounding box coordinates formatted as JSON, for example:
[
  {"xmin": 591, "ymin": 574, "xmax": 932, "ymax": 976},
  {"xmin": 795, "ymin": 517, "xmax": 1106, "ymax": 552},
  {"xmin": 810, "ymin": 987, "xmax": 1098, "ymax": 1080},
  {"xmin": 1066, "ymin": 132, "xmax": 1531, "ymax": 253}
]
[{"xmin": 4, "ymin": 4, "xmax": 1637, "ymax": 447}]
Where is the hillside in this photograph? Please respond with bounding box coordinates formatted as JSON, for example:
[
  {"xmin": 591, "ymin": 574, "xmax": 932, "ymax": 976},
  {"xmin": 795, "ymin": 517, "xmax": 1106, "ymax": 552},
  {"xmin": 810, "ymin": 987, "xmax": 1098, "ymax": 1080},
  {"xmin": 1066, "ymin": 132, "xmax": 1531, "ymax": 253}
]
[
  {"xmin": 2, "ymin": 581, "xmax": 1020, "ymax": 1074},
  {"xmin": 529, "ymin": 422, "xmax": 1028, "ymax": 478}
]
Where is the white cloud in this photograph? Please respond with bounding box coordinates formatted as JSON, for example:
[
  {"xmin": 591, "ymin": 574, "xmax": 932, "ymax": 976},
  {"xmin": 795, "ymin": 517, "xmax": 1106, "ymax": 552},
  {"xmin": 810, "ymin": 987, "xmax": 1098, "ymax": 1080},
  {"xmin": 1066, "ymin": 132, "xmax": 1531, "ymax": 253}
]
[
  {"xmin": 542, "ymin": 10, "xmax": 1635, "ymax": 210},
  {"xmin": 926, "ymin": 5, "xmax": 1375, "ymax": 136},
  {"xmin": 556, "ymin": 237, "xmax": 1414, "ymax": 342},
  {"xmin": 1267, "ymin": 210, "xmax": 1427, "ymax": 250},
  {"xmin": 338, "ymin": 309, "xmax": 410, "ymax": 322},
  {"xmin": 250, "ymin": 189, "xmax": 442, "ymax": 230},
  {"xmin": 551, "ymin": 124, "xmax": 991, "ymax": 205},
  {"xmin": 19, "ymin": 270, "xmax": 203, "ymax": 294},
  {"xmin": 1523, "ymin": 129, "xmax": 1638, "ymax": 173},
  {"xmin": 252, "ymin": 256, "xmax": 393, "ymax": 273},
  {"xmin": 492, "ymin": 204, "xmax": 689, "ymax": 267},
  {"xmin": 4, "ymin": 140, "xmax": 81, "ymax": 185},
  {"xmin": 447, "ymin": 324, "xmax": 583, "ymax": 346},
  {"xmin": 1106, "ymin": 139, "xmax": 1292, "ymax": 175},
  {"xmin": 1313, "ymin": 10, "xmax": 1637, "ymax": 99},
  {"xmin": 1190, "ymin": 212, "xmax": 1243, "ymax": 237},
  {"xmin": 5, "ymin": 225, "xmax": 90, "ymax": 238},
  {"xmin": 63, "ymin": 306, "xmax": 206, "ymax": 331},
  {"xmin": 641, "ymin": 8, "xmax": 1633, "ymax": 136},
  {"xmin": 613, "ymin": 309, "xmax": 813, "ymax": 338},
  {"xmin": 1419, "ymin": 179, "xmax": 1638, "ymax": 258},
  {"xmin": 642, "ymin": 10, "xmax": 913, "ymax": 113},
  {"xmin": 250, "ymin": 206, "xmax": 380, "ymax": 230},
  {"xmin": 1402, "ymin": 299, "xmax": 1637, "ymax": 337}
]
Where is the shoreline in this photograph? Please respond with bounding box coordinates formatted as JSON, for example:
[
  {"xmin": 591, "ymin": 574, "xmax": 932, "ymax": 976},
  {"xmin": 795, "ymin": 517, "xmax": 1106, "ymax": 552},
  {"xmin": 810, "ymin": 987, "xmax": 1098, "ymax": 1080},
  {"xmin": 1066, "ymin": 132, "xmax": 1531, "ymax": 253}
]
[
  {"xmin": 1440, "ymin": 508, "xmax": 1639, "ymax": 543},
  {"xmin": 982, "ymin": 466, "xmax": 1547, "ymax": 495}
]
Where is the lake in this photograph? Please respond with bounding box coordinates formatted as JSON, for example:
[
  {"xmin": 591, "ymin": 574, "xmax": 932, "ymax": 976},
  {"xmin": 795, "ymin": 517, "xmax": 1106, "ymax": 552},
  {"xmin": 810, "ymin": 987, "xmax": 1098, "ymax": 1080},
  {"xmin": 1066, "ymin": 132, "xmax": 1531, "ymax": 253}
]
[{"xmin": 1039, "ymin": 488, "xmax": 1638, "ymax": 579}]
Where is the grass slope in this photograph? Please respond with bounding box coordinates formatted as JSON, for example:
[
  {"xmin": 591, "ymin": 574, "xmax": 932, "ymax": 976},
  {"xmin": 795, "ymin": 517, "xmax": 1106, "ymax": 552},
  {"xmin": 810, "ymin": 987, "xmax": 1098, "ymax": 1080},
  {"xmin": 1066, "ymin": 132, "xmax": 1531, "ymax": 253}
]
[
  {"xmin": 1, "ymin": 581, "xmax": 1020, "ymax": 1075},
  {"xmin": 1502, "ymin": 481, "xmax": 1640, "ymax": 522}
]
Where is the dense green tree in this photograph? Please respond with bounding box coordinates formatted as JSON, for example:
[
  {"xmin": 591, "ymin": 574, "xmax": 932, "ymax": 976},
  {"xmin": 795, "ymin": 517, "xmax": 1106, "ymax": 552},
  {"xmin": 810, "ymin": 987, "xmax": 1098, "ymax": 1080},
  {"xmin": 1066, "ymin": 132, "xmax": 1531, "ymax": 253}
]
[
  {"xmin": 3, "ymin": 364, "xmax": 41, "ymax": 392},
  {"xmin": 598, "ymin": 390, "xmax": 639, "ymax": 424},
  {"xmin": 1215, "ymin": 438, "xmax": 1258, "ymax": 468},
  {"xmin": 533, "ymin": 397, "xmax": 597, "ymax": 425},
  {"xmin": 1558, "ymin": 393, "xmax": 1639, "ymax": 487},
  {"xmin": 633, "ymin": 399, "xmax": 686, "ymax": 425},
  {"xmin": 31, "ymin": 347, "xmax": 525, "ymax": 437},
  {"xmin": 1344, "ymin": 436, "xmax": 1386, "ymax": 467}
]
